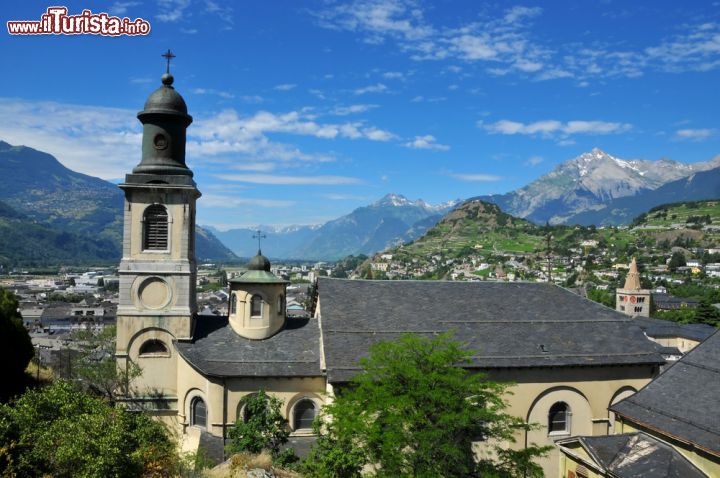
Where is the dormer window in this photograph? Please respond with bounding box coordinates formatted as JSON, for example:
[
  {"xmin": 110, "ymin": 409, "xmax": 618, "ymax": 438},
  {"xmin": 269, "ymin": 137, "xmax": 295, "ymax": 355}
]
[
  {"xmin": 143, "ymin": 204, "xmax": 169, "ymax": 251},
  {"xmin": 250, "ymin": 294, "xmax": 263, "ymax": 317}
]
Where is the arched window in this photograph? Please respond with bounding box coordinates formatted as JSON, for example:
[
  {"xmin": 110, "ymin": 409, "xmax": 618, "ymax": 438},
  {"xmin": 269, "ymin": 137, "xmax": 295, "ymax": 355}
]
[
  {"xmin": 237, "ymin": 394, "xmax": 257, "ymax": 422},
  {"xmin": 230, "ymin": 293, "xmax": 237, "ymax": 315},
  {"xmin": 191, "ymin": 397, "xmax": 207, "ymax": 429},
  {"xmin": 277, "ymin": 295, "xmax": 284, "ymax": 315},
  {"xmin": 548, "ymin": 402, "xmax": 570, "ymax": 433},
  {"xmin": 251, "ymin": 295, "xmax": 263, "ymax": 317},
  {"xmin": 139, "ymin": 339, "xmax": 168, "ymax": 356},
  {"xmin": 143, "ymin": 204, "xmax": 169, "ymax": 251},
  {"xmin": 293, "ymin": 399, "xmax": 317, "ymax": 430}
]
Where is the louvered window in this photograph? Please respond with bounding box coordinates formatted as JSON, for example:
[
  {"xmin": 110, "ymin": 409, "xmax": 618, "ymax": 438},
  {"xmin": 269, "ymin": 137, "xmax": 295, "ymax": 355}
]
[{"xmin": 143, "ymin": 205, "xmax": 169, "ymax": 250}]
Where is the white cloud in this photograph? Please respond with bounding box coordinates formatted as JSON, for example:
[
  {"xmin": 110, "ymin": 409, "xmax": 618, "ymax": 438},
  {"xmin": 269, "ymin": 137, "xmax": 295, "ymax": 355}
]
[
  {"xmin": 675, "ymin": 128, "xmax": 716, "ymax": 141},
  {"xmin": 109, "ymin": 1, "xmax": 140, "ymax": 16},
  {"xmin": 353, "ymin": 83, "xmax": 388, "ymax": 95},
  {"xmin": 0, "ymin": 98, "xmax": 140, "ymax": 179},
  {"xmin": 331, "ymin": 104, "xmax": 379, "ymax": 115},
  {"xmin": 216, "ymin": 174, "xmax": 363, "ymax": 185},
  {"xmin": 450, "ymin": 173, "xmax": 502, "ymax": 182},
  {"xmin": 481, "ymin": 118, "xmax": 632, "ymax": 138},
  {"xmin": 404, "ymin": 134, "xmax": 449, "ymax": 151},
  {"xmin": 274, "ymin": 83, "xmax": 297, "ymax": 91},
  {"xmin": 192, "ymin": 88, "xmax": 235, "ymax": 99},
  {"xmin": 200, "ymin": 193, "xmax": 295, "ymax": 208},
  {"xmin": 156, "ymin": 0, "xmax": 191, "ymax": 22},
  {"xmin": 314, "ymin": 2, "xmax": 720, "ymax": 80},
  {"xmin": 363, "ymin": 127, "xmax": 397, "ymax": 141},
  {"xmin": 525, "ymin": 155, "xmax": 544, "ymax": 166},
  {"xmin": 382, "ymin": 71, "xmax": 405, "ymax": 79}
]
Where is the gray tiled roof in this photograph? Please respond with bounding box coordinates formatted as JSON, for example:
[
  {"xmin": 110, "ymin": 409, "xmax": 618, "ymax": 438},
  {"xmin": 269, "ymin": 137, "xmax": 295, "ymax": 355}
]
[
  {"xmin": 632, "ymin": 316, "xmax": 716, "ymax": 342},
  {"xmin": 318, "ymin": 278, "xmax": 665, "ymax": 383},
  {"xmin": 175, "ymin": 315, "xmax": 323, "ymax": 378},
  {"xmin": 570, "ymin": 433, "xmax": 706, "ymax": 478},
  {"xmin": 611, "ymin": 330, "xmax": 720, "ymax": 457}
]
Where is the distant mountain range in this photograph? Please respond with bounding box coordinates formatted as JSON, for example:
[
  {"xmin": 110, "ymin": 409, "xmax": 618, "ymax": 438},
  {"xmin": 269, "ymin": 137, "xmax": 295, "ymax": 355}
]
[
  {"xmin": 208, "ymin": 193, "xmax": 460, "ymax": 261},
  {"xmin": 0, "ymin": 141, "xmax": 237, "ymax": 266},
  {"xmin": 476, "ymin": 148, "xmax": 720, "ymax": 225},
  {"xmin": 566, "ymin": 167, "xmax": 720, "ymax": 226},
  {"xmin": 2, "ymin": 140, "xmax": 719, "ymax": 266}
]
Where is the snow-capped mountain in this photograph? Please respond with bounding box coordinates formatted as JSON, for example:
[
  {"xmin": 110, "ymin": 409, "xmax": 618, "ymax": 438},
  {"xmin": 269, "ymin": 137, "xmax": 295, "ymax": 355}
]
[
  {"xmin": 208, "ymin": 194, "xmax": 459, "ymax": 260},
  {"xmin": 477, "ymin": 148, "xmax": 720, "ymax": 224}
]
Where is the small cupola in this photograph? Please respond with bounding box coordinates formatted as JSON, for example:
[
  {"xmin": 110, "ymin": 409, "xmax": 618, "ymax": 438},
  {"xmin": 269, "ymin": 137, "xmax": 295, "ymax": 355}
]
[{"xmin": 227, "ymin": 250, "xmax": 288, "ymax": 340}]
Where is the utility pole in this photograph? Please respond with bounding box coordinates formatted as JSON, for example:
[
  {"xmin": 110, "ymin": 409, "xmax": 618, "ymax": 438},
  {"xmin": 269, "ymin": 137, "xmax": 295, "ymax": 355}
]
[{"xmin": 546, "ymin": 233, "xmax": 553, "ymax": 284}]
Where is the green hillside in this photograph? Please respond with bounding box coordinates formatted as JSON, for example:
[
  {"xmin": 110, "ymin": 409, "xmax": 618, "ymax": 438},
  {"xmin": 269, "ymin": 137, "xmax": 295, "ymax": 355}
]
[
  {"xmin": 398, "ymin": 200, "xmax": 544, "ymax": 256},
  {"xmin": 631, "ymin": 200, "xmax": 720, "ymax": 228}
]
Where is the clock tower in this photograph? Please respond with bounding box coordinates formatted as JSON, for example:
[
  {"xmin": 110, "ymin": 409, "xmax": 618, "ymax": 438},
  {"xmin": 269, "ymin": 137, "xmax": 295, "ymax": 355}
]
[{"xmin": 116, "ymin": 57, "xmax": 200, "ymax": 405}]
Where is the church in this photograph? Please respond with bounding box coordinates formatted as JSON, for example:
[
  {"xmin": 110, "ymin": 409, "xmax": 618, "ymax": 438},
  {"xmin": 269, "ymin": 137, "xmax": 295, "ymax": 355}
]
[{"xmin": 116, "ymin": 67, "xmax": 668, "ymax": 477}]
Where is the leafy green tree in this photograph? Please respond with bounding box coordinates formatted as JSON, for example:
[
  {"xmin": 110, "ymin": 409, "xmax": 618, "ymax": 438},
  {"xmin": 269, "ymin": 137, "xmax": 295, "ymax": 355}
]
[
  {"xmin": 71, "ymin": 325, "xmax": 141, "ymax": 401},
  {"xmin": 668, "ymin": 252, "xmax": 687, "ymax": 271},
  {"xmin": 0, "ymin": 380, "xmax": 179, "ymax": 478},
  {"xmin": 0, "ymin": 288, "xmax": 33, "ymax": 401},
  {"xmin": 695, "ymin": 300, "xmax": 720, "ymax": 327},
  {"xmin": 587, "ymin": 288, "xmax": 615, "ymax": 309},
  {"xmin": 304, "ymin": 333, "xmax": 549, "ymax": 478},
  {"xmin": 227, "ymin": 390, "xmax": 294, "ymax": 464}
]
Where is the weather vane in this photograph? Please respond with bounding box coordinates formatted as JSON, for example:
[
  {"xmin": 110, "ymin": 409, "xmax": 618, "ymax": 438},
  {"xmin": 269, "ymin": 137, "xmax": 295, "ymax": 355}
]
[
  {"xmin": 252, "ymin": 228, "xmax": 267, "ymax": 253},
  {"xmin": 161, "ymin": 49, "xmax": 176, "ymax": 74}
]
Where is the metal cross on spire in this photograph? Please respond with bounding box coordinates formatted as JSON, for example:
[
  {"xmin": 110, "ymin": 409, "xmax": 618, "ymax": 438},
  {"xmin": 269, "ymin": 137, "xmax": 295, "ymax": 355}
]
[
  {"xmin": 161, "ymin": 49, "xmax": 176, "ymax": 74},
  {"xmin": 252, "ymin": 229, "xmax": 267, "ymax": 253}
]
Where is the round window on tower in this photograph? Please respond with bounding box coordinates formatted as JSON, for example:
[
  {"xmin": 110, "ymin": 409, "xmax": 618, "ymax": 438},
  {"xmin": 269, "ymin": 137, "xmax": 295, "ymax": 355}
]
[{"xmin": 153, "ymin": 133, "xmax": 168, "ymax": 150}]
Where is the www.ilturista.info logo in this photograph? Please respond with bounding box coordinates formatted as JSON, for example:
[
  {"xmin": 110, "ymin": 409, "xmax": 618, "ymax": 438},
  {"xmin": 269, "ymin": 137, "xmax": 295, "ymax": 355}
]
[{"xmin": 7, "ymin": 6, "xmax": 151, "ymax": 36}]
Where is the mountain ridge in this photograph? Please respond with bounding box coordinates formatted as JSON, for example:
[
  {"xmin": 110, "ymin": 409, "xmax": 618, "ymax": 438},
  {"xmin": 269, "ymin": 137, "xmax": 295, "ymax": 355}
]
[{"xmin": 476, "ymin": 148, "xmax": 720, "ymax": 225}]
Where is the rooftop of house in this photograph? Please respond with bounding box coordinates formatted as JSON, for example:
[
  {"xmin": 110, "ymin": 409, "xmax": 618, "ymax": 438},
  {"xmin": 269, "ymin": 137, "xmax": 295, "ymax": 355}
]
[
  {"xmin": 175, "ymin": 315, "xmax": 322, "ymax": 378},
  {"xmin": 559, "ymin": 432, "xmax": 706, "ymax": 478},
  {"xmin": 611, "ymin": 330, "xmax": 720, "ymax": 457},
  {"xmin": 318, "ymin": 278, "xmax": 665, "ymax": 383}
]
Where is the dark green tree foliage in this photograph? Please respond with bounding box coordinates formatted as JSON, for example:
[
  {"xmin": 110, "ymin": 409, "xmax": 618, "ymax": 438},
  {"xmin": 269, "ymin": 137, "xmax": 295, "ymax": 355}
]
[
  {"xmin": 0, "ymin": 380, "xmax": 178, "ymax": 478},
  {"xmin": 668, "ymin": 252, "xmax": 687, "ymax": 271},
  {"xmin": 303, "ymin": 333, "xmax": 548, "ymax": 478},
  {"xmin": 227, "ymin": 390, "xmax": 293, "ymax": 462},
  {"xmin": 695, "ymin": 300, "xmax": 720, "ymax": 327},
  {"xmin": 0, "ymin": 288, "xmax": 33, "ymax": 400}
]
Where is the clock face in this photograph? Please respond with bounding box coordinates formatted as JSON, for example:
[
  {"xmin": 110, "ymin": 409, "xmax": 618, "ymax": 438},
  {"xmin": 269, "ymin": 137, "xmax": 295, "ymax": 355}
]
[{"xmin": 153, "ymin": 133, "xmax": 168, "ymax": 150}]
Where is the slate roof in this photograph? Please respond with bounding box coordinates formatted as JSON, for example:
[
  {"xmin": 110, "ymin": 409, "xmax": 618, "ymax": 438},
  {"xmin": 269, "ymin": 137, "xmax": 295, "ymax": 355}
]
[
  {"xmin": 611, "ymin": 330, "xmax": 720, "ymax": 457},
  {"xmin": 175, "ymin": 315, "xmax": 323, "ymax": 378},
  {"xmin": 560, "ymin": 433, "xmax": 707, "ymax": 478},
  {"xmin": 318, "ymin": 278, "xmax": 665, "ymax": 383},
  {"xmin": 632, "ymin": 316, "xmax": 716, "ymax": 342}
]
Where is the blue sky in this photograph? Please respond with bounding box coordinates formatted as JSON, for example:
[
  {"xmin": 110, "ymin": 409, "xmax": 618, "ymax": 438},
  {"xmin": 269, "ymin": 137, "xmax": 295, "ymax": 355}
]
[{"xmin": 1, "ymin": 0, "xmax": 719, "ymax": 228}]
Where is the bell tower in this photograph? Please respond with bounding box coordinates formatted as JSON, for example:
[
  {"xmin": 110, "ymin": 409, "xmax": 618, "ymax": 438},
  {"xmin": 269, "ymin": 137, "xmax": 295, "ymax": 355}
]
[{"xmin": 116, "ymin": 53, "xmax": 200, "ymax": 402}]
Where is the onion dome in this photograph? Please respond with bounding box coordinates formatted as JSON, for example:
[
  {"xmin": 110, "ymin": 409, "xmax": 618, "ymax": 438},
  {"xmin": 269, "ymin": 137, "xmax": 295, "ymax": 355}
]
[
  {"xmin": 247, "ymin": 250, "xmax": 271, "ymax": 271},
  {"xmin": 230, "ymin": 250, "xmax": 288, "ymax": 285}
]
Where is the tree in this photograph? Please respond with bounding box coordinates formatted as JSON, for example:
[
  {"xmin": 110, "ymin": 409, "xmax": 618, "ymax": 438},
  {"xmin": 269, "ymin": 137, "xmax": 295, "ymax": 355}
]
[
  {"xmin": 695, "ymin": 300, "xmax": 720, "ymax": 327},
  {"xmin": 303, "ymin": 333, "xmax": 549, "ymax": 478},
  {"xmin": 71, "ymin": 325, "xmax": 141, "ymax": 401},
  {"xmin": 0, "ymin": 288, "xmax": 33, "ymax": 401},
  {"xmin": 226, "ymin": 390, "xmax": 295, "ymax": 464},
  {"xmin": 668, "ymin": 251, "xmax": 686, "ymax": 272},
  {"xmin": 0, "ymin": 380, "xmax": 179, "ymax": 478}
]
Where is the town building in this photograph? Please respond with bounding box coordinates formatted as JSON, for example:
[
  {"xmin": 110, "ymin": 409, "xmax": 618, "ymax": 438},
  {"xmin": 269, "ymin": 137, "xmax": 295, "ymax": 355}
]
[{"xmin": 615, "ymin": 258, "xmax": 651, "ymax": 317}]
